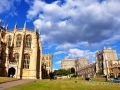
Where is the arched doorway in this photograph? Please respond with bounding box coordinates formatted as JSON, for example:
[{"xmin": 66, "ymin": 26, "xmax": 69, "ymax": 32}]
[{"xmin": 8, "ymin": 67, "xmax": 16, "ymax": 77}]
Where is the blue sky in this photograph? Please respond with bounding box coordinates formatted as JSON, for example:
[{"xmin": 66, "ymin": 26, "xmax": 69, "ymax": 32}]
[{"xmin": 0, "ymin": 0, "xmax": 120, "ymax": 70}]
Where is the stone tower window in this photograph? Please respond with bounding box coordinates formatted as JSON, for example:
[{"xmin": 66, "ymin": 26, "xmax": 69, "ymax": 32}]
[
  {"xmin": 49, "ymin": 62, "xmax": 50, "ymax": 67},
  {"xmin": 23, "ymin": 54, "xmax": 30, "ymax": 69},
  {"xmin": 25, "ymin": 35, "xmax": 32, "ymax": 48},
  {"xmin": 7, "ymin": 35, "xmax": 12, "ymax": 46},
  {"xmin": 14, "ymin": 53, "xmax": 19, "ymax": 62},
  {"xmin": 16, "ymin": 35, "xmax": 22, "ymax": 47}
]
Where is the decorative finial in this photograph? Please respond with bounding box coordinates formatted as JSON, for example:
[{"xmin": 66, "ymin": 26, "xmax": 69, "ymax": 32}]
[
  {"xmin": 24, "ymin": 21, "xmax": 26, "ymax": 29},
  {"xmin": 108, "ymin": 46, "xmax": 112, "ymax": 49},
  {"xmin": 6, "ymin": 24, "xmax": 8, "ymax": 31},
  {"xmin": 104, "ymin": 46, "xmax": 106, "ymax": 50},
  {"xmin": 34, "ymin": 25, "xmax": 37, "ymax": 33},
  {"xmin": 14, "ymin": 23, "xmax": 17, "ymax": 29}
]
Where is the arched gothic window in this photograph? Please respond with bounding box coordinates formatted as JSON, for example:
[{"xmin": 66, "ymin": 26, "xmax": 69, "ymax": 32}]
[
  {"xmin": 23, "ymin": 54, "xmax": 30, "ymax": 69},
  {"xmin": 25, "ymin": 35, "xmax": 32, "ymax": 48},
  {"xmin": 14, "ymin": 53, "xmax": 19, "ymax": 62},
  {"xmin": 16, "ymin": 35, "xmax": 22, "ymax": 47},
  {"xmin": 7, "ymin": 35, "xmax": 12, "ymax": 46}
]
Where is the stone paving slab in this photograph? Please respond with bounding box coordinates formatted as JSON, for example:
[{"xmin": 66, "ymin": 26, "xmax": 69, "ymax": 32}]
[{"xmin": 0, "ymin": 79, "xmax": 36, "ymax": 90}]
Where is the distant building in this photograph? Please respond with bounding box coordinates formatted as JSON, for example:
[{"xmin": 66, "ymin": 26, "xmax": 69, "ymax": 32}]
[
  {"xmin": 96, "ymin": 46, "xmax": 120, "ymax": 78},
  {"xmin": 75, "ymin": 58, "xmax": 88, "ymax": 72},
  {"xmin": 61, "ymin": 46, "xmax": 120, "ymax": 78},
  {"xmin": 41, "ymin": 54, "xmax": 52, "ymax": 79},
  {"xmin": 61, "ymin": 58, "xmax": 89, "ymax": 71},
  {"xmin": 77, "ymin": 63, "xmax": 96, "ymax": 78},
  {"xmin": 61, "ymin": 58, "xmax": 75, "ymax": 70}
]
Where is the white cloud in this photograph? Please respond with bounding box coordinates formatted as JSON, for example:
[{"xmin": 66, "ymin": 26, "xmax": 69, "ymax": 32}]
[
  {"xmin": 55, "ymin": 60, "xmax": 61, "ymax": 65},
  {"xmin": 0, "ymin": 0, "xmax": 21, "ymax": 15},
  {"xmin": 66, "ymin": 48, "xmax": 96, "ymax": 63},
  {"xmin": 54, "ymin": 51, "xmax": 66, "ymax": 55},
  {"xmin": 26, "ymin": 0, "xmax": 120, "ymax": 49}
]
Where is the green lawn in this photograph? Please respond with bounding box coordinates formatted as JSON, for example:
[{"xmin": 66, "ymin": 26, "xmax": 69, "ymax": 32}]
[
  {"xmin": 5, "ymin": 78, "xmax": 120, "ymax": 90},
  {"xmin": 0, "ymin": 77, "xmax": 19, "ymax": 83}
]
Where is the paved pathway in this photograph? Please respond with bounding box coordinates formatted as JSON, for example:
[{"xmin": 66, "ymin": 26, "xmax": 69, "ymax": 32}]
[{"xmin": 0, "ymin": 79, "xmax": 36, "ymax": 90}]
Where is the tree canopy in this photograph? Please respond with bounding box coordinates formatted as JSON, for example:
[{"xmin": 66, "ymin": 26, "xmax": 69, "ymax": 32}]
[{"xmin": 53, "ymin": 67, "xmax": 75, "ymax": 76}]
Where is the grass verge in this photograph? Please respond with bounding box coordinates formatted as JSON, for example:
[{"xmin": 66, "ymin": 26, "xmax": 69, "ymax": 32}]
[
  {"xmin": 0, "ymin": 77, "xmax": 19, "ymax": 84},
  {"xmin": 5, "ymin": 78, "xmax": 120, "ymax": 90}
]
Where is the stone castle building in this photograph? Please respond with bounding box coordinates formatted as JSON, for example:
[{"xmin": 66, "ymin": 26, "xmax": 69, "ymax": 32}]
[
  {"xmin": 77, "ymin": 63, "xmax": 96, "ymax": 77},
  {"xmin": 75, "ymin": 58, "xmax": 95, "ymax": 77},
  {"xmin": 42, "ymin": 54, "xmax": 52, "ymax": 79},
  {"xmin": 61, "ymin": 58, "xmax": 88, "ymax": 71},
  {"xmin": 96, "ymin": 46, "xmax": 120, "ymax": 78},
  {"xmin": 61, "ymin": 58, "xmax": 75, "ymax": 70},
  {"xmin": 75, "ymin": 58, "xmax": 88, "ymax": 72},
  {"xmin": 61, "ymin": 46, "xmax": 120, "ymax": 78},
  {"xmin": 0, "ymin": 22, "xmax": 52, "ymax": 79}
]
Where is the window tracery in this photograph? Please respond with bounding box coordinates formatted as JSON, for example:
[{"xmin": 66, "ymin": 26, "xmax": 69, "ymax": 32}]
[
  {"xmin": 16, "ymin": 35, "xmax": 22, "ymax": 47},
  {"xmin": 23, "ymin": 54, "xmax": 30, "ymax": 69},
  {"xmin": 25, "ymin": 35, "xmax": 32, "ymax": 48}
]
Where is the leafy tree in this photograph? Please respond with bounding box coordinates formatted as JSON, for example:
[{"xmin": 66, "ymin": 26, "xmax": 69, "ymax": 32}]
[
  {"xmin": 53, "ymin": 69, "xmax": 71, "ymax": 76},
  {"xmin": 70, "ymin": 67, "xmax": 75, "ymax": 74}
]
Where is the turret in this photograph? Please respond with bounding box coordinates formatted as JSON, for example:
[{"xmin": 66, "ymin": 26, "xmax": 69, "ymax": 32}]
[
  {"xmin": 34, "ymin": 25, "xmax": 37, "ymax": 34},
  {"xmin": 23, "ymin": 22, "xmax": 26, "ymax": 32},
  {"xmin": 104, "ymin": 46, "xmax": 106, "ymax": 50},
  {"xmin": 14, "ymin": 23, "xmax": 17, "ymax": 33},
  {"xmin": 6, "ymin": 24, "xmax": 8, "ymax": 32}
]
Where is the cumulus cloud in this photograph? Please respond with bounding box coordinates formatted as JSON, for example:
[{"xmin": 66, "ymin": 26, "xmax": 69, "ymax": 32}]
[
  {"xmin": 26, "ymin": 0, "xmax": 120, "ymax": 63},
  {"xmin": 0, "ymin": 0, "xmax": 21, "ymax": 14},
  {"xmin": 55, "ymin": 60, "xmax": 61, "ymax": 65},
  {"xmin": 66, "ymin": 48, "xmax": 96, "ymax": 63},
  {"xmin": 26, "ymin": 0, "xmax": 120, "ymax": 49},
  {"xmin": 54, "ymin": 51, "xmax": 66, "ymax": 55}
]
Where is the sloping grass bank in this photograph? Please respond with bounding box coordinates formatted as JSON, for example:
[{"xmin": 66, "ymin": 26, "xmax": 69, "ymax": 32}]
[{"xmin": 5, "ymin": 78, "xmax": 120, "ymax": 90}]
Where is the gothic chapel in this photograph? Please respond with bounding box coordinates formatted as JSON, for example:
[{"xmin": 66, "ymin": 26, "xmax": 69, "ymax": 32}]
[{"xmin": 0, "ymin": 21, "xmax": 42, "ymax": 79}]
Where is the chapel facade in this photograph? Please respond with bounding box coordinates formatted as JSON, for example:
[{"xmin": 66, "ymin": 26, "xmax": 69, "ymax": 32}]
[
  {"xmin": 0, "ymin": 22, "xmax": 42, "ymax": 79},
  {"xmin": 41, "ymin": 54, "xmax": 53, "ymax": 79}
]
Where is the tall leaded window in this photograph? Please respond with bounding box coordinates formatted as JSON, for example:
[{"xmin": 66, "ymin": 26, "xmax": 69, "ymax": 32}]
[
  {"xmin": 16, "ymin": 35, "xmax": 22, "ymax": 47},
  {"xmin": 23, "ymin": 54, "xmax": 30, "ymax": 69},
  {"xmin": 25, "ymin": 36, "xmax": 32, "ymax": 48},
  {"xmin": 14, "ymin": 53, "xmax": 19, "ymax": 62},
  {"xmin": 7, "ymin": 35, "xmax": 12, "ymax": 46}
]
